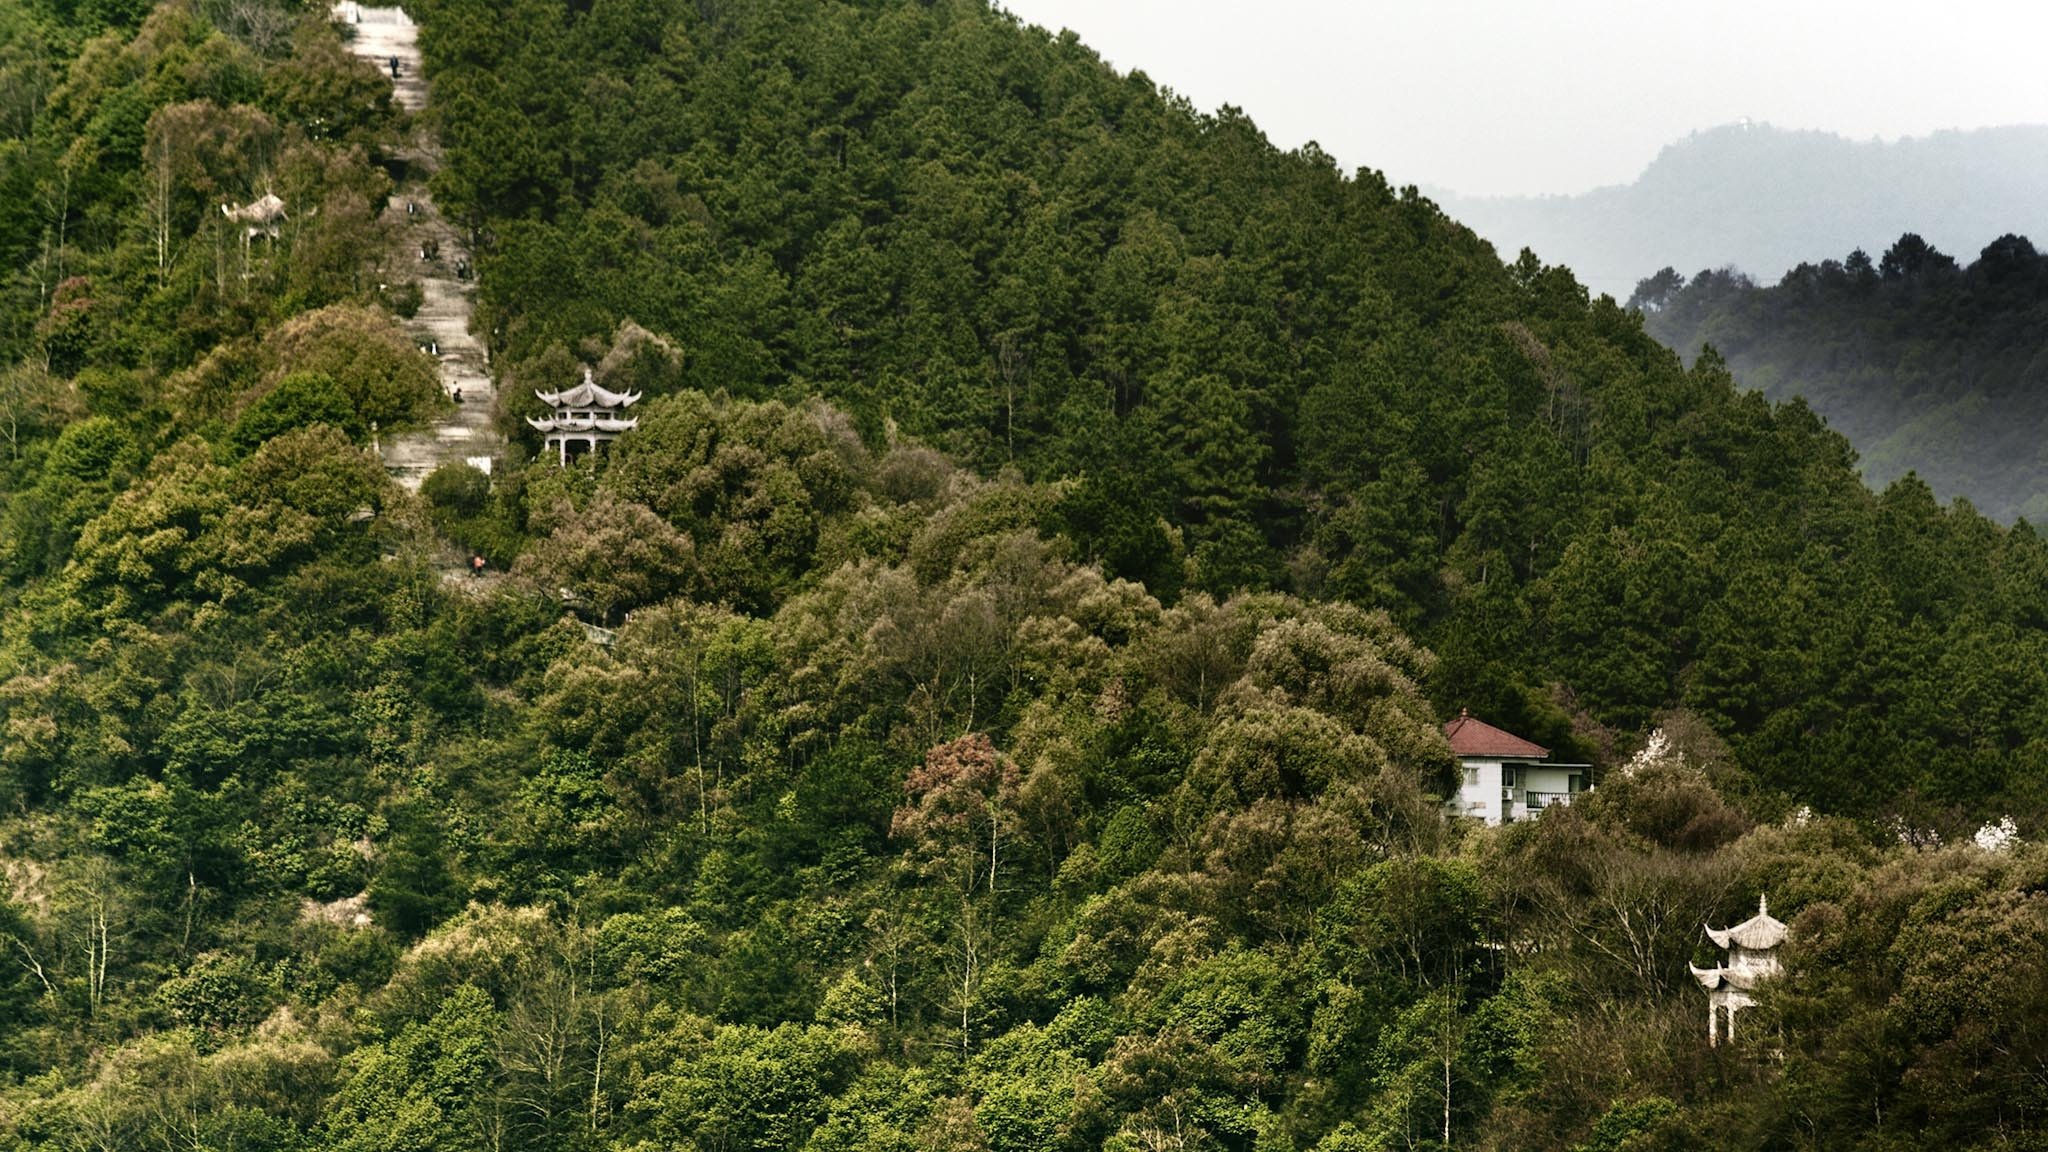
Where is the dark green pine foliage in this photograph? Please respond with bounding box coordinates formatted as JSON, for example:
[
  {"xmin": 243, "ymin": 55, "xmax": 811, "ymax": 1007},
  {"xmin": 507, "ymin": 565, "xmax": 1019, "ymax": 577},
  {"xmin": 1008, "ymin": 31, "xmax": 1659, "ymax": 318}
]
[
  {"xmin": 408, "ymin": 0, "xmax": 2048, "ymax": 817},
  {"xmin": 9, "ymin": 2, "xmax": 2048, "ymax": 1149},
  {"xmin": 1637, "ymin": 232, "xmax": 2048, "ymax": 522}
]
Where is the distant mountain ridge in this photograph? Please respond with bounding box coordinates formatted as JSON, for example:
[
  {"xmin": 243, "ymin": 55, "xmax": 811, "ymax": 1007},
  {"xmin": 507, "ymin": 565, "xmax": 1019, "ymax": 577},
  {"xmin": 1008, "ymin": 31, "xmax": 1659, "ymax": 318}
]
[{"xmin": 1434, "ymin": 123, "xmax": 2048, "ymax": 288}]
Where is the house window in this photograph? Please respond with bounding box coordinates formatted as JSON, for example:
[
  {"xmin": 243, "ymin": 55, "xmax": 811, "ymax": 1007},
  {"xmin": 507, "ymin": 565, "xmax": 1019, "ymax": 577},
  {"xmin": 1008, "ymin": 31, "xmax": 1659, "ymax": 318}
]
[
  {"xmin": 1464, "ymin": 766, "xmax": 1478, "ymax": 787},
  {"xmin": 1502, "ymin": 766, "xmax": 1517, "ymax": 788},
  {"xmin": 1568, "ymin": 773, "xmax": 1584, "ymax": 794}
]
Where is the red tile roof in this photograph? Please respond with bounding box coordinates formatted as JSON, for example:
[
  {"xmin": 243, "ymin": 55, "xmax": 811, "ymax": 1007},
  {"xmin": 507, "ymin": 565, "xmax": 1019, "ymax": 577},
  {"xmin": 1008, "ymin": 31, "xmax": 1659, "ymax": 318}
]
[{"xmin": 1443, "ymin": 710, "xmax": 1549, "ymax": 759}]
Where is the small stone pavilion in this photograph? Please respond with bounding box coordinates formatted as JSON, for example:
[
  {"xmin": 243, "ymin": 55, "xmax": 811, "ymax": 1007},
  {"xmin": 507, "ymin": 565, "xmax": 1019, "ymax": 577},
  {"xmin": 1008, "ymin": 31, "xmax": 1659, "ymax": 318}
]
[
  {"xmin": 1690, "ymin": 895, "xmax": 1786, "ymax": 1046},
  {"xmin": 528, "ymin": 367, "xmax": 640, "ymax": 465},
  {"xmin": 221, "ymin": 192, "xmax": 287, "ymax": 240}
]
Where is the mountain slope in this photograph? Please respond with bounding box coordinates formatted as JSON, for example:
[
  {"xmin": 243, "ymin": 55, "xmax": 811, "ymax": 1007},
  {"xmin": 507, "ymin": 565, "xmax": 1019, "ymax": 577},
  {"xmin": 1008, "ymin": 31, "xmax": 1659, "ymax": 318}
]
[
  {"xmin": 7, "ymin": 3, "xmax": 2048, "ymax": 1150},
  {"xmin": 409, "ymin": 0, "xmax": 2048, "ymax": 817},
  {"xmin": 1636, "ymin": 232, "xmax": 2048, "ymax": 522},
  {"xmin": 1435, "ymin": 122, "xmax": 2048, "ymax": 288}
]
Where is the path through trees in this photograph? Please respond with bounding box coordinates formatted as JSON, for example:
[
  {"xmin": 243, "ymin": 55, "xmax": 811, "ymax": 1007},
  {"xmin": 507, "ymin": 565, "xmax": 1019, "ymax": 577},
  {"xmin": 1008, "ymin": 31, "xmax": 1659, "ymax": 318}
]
[{"xmin": 333, "ymin": 2, "xmax": 500, "ymax": 492}]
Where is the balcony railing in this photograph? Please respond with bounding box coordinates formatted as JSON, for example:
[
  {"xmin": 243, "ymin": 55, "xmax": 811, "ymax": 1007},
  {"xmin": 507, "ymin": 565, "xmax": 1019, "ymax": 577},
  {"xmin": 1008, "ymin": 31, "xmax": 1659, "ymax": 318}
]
[{"xmin": 1524, "ymin": 791, "xmax": 1575, "ymax": 810}]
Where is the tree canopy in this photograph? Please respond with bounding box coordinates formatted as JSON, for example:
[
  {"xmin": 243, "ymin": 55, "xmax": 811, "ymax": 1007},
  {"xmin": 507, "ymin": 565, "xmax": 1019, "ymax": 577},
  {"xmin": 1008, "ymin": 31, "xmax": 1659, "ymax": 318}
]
[
  {"xmin": 1638, "ymin": 232, "xmax": 2048, "ymax": 522},
  {"xmin": 2, "ymin": 0, "xmax": 2048, "ymax": 1149}
]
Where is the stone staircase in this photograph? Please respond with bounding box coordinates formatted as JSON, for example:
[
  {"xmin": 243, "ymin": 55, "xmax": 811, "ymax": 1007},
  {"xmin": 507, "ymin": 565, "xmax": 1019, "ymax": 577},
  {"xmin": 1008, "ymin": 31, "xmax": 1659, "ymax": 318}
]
[
  {"xmin": 334, "ymin": 2, "xmax": 503, "ymax": 491},
  {"xmin": 333, "ymin": 3, "xmax": 428, "ymax": 112}
]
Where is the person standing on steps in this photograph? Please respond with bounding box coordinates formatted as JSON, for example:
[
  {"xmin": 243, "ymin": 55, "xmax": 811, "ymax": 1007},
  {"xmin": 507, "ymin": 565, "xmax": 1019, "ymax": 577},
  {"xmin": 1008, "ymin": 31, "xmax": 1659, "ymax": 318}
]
[
  {"xmin": 471, "ymin": 554, "xmax": 486, "ymax": 579},
  {"xmin": 389, "ymin": 55, "xmax": 401, "ymax": 79}
]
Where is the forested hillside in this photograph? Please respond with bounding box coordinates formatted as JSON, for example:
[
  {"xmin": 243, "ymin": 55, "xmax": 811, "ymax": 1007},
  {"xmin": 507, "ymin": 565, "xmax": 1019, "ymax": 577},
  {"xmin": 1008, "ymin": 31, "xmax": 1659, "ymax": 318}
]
[
  {"xmin": 1635, "ymin": 232, "xmax": 2048, "ymax": 522},
  {"xmin": 4, "ymin": 0, "xmax": 2048, "ymax": 1149},
  {"xmin": 410, "ymin": 0, "xmax": 2048, "ymax": 818}
]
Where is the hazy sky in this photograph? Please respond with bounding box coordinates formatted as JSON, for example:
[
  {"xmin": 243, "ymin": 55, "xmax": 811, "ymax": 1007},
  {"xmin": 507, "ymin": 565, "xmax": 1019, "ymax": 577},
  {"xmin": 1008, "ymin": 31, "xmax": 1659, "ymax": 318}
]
[{"xmin": 997, "ymin": 1, "xmax": 2048, "ymax": 198}]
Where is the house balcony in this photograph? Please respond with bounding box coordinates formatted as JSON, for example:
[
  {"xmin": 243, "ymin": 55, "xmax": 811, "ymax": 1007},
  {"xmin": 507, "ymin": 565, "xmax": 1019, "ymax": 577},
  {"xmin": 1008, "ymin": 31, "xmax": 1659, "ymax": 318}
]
[{"xmin": 1524, "ymin": 791, "xmax": 1575, "ymax": 811}]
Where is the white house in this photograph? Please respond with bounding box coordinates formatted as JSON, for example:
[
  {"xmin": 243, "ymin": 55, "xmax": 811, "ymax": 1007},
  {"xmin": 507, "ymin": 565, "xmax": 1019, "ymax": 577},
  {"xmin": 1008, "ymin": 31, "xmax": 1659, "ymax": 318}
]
[{"xmin": 1444, "ymin": 709, "xmax": 1589, "ymax": 825}]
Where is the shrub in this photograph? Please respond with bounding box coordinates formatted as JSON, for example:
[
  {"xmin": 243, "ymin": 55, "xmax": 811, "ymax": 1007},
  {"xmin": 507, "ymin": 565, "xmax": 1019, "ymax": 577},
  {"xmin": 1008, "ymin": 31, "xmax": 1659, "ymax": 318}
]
[
  {"xmin": 229, "ymin": 370, "xmax": 359, "ymax": 455},
  {"xmin": 422, "ymin": 461, "xmax": 491, "ymax": 518}
]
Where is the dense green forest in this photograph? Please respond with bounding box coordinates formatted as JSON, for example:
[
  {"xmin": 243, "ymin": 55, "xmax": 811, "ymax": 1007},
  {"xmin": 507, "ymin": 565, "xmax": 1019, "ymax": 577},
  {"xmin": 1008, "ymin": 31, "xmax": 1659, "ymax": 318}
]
[
  {"xmin": 4, "ymin": 0, "xmax": 2048, "ymax": 1148},
  {"xmin": 1634, "ymin": 233, "xmax": 2048, "ymax": 522},
  {"xmin": 408, "ymin": 0, "xmax": 2048, "ymax": 819}
]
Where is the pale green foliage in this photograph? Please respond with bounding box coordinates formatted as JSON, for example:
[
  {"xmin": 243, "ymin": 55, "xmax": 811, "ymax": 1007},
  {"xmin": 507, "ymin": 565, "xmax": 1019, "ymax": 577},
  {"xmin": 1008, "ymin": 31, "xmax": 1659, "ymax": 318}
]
[
  {"xmin": 259, "ymin": 305, "xmax": 444, "ymax": 431},
  {"xmin": 514, "ymin": 489, "xmax": 697, "ymax": 625},
  {"xmin": 633, "ymin": 1020, "xmax": 861, "ymax": 1152},
  {"xmin": 321, "ymin": 985, "xmax": 498, "ymax": 1152}
]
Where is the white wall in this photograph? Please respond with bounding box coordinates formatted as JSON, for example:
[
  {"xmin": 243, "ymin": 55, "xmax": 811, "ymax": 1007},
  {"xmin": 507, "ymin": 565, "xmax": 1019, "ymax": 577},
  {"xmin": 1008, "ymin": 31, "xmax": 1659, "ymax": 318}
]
[
  {"xmin": 1453, "ymin": 758, "xmax": 1504, "ymax": 824},
  {"xmin": 1452, "ymin": 758, "xmax": 1584, "ymax": 824},
  {"xmin": 1519, "ymin": 765, "xmax": 1584, "ymax": 812}
]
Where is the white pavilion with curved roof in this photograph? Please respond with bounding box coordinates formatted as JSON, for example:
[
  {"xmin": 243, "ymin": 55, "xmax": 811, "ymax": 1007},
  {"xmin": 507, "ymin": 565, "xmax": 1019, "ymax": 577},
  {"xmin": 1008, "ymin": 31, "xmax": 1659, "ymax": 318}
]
[
  {"xmin": 1690, "ymin": 894, "xmax": 1786, "ymax": 1046},
  {"xmin": 221, "ymin": 192, "xmax": 288, "ymax": 240},
  {"xmin": 528, "ymin": 367, "xmax": 640, "ymax": 465}
]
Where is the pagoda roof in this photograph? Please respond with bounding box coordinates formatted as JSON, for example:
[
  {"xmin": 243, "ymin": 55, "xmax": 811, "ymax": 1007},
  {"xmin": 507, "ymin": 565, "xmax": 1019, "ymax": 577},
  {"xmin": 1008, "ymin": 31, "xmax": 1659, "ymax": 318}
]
[
  {"xmin": 222, "ymin": 193, "xmax": 287, "ymax": 224},
  {"xmin": 1689, "ymin": 963, "xmax": 1767, "ymax": 992},
  {"xmin": 1705, "ymin": 895, "xmax": 1787, "ymax": 951},
  {"xmin": 535, "ymin": 367, "xmax": 640, "ymax": 410},
  {"xmin": 527, "ymin": 415, "xmax": 639, "ymax": 434},
  {"xmin": 1443, "ymin": 710, "xmax": 1549, "ymax": 759}
]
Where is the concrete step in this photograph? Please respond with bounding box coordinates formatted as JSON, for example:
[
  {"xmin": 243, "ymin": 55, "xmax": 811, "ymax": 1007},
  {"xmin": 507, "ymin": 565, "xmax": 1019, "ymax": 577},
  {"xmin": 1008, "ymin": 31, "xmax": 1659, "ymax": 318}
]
[{"xmin": 335, "ymin": 2, "xmax": 514, "ymax": 494}]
